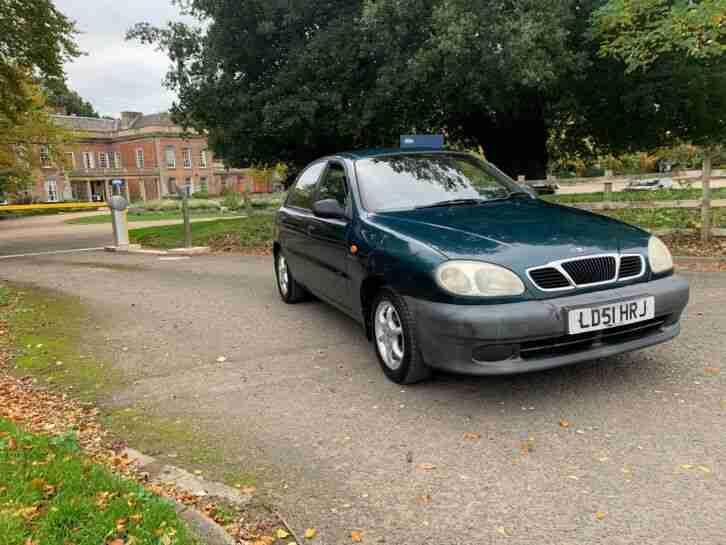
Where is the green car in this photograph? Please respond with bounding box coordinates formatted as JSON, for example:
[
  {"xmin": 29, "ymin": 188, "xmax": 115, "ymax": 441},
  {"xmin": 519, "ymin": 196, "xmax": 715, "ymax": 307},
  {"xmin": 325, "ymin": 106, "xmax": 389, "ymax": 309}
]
[{"xmin": 273, "ymin": 149, "xmax": 689, "ymax": 384}]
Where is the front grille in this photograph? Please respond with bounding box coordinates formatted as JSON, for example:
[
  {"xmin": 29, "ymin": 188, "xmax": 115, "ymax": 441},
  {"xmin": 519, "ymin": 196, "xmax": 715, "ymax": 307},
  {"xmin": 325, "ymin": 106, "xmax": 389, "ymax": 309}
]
[
  {"xmin": 561, "ymin": 256, "xmax": 617, "ymax": 285},
  {"xmin": 528, "ymin": 267, "xmax": 570, "ymax": 289},
  {"xmin": 619, "ymin": 255, "xmax": 644, "ymax": 279},
  {"xmin": 520, "ymin": 316, "xmax": 668, "ymax": 360}
]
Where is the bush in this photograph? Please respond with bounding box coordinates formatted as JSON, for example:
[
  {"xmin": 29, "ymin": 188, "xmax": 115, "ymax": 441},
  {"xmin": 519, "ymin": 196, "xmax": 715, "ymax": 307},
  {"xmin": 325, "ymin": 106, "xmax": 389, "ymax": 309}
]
[
  {"xmin": 187, "ymin": 198, "xmax": 222, "ymax": 210},
  {"xmin": 222, "ymin": 192, "xmax": 242, "ymax": 210},
  {"xmin": 140, "ymin": 199, "xmax": 180, "ymax": 211},
  {"xmin": 192, "ymin": 191, "xmax": 210, "ymax": 199}
]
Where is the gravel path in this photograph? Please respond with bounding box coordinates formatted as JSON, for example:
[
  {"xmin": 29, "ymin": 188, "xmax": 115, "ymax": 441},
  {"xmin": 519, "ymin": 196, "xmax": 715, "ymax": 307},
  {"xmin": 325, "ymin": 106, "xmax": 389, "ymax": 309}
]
[{"xmin": 1, "ymin": 250, "xmax": 724, "ymax": 545}]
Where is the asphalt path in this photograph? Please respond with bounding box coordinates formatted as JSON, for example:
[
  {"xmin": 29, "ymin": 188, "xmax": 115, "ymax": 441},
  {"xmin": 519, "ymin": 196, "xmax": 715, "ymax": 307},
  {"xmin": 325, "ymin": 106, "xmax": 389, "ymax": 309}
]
[{"xmin": 1, "ymin": 249, "xmax": 723, "ymax": 545}]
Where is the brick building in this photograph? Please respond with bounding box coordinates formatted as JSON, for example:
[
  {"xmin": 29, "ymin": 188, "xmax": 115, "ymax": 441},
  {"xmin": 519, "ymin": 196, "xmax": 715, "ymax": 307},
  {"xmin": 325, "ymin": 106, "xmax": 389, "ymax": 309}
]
[{"xmin": 27, "ymin": 111, "xmax": 271, "ymax": 203}]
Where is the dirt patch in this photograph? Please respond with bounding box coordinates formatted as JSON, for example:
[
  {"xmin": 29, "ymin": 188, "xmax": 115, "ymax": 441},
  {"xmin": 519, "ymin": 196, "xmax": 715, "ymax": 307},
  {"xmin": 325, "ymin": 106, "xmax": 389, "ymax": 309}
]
[{"xmin": 662, "ymin": 233, "xmax": 726, "ymax": 259}]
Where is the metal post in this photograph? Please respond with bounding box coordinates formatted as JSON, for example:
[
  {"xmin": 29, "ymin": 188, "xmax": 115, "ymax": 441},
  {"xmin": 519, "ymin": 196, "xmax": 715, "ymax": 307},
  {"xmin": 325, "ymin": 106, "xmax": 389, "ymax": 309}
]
[
  {"xmin": 702, "ymin": 149, "xmax": 713, "ymax": 243},
  {"xmin": 182, "ymin": 190, "xmax": 192, "ymax": 248},
  {"xmin": 604, "ymin": 182, "xmax": 613, "ymax": 202},
  {"xmin": 109, "ymin": 180, "xmax": 129, "ymax": 249}
]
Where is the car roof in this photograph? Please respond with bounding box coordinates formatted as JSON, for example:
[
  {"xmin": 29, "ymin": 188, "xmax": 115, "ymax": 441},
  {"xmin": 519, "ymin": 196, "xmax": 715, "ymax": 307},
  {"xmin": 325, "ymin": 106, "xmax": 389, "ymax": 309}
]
[{"xmin": 337, "ymin": 148, "xmax": 459, "ymax": 160}]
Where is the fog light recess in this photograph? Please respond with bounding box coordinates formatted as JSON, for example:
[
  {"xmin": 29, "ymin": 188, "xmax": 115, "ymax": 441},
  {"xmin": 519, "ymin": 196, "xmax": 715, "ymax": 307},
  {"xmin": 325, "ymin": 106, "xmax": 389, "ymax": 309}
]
[{"xmin": 472, "ymin": 344, "xmax": 518, "ymax": 363}]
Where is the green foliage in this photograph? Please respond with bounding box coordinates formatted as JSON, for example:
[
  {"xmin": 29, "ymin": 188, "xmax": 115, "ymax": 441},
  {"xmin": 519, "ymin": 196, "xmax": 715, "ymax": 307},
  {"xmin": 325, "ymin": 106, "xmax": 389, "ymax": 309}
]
[
  {"xmin": 128, "ymin": 0, "xmax": 726, "ymax": 178},
  {"xmin": 42, "ymin": 79, "xmax": 99, "ymax": 117},
  {"xmin": 0, "ymin": 418, "xmax": 197, "ymax": 545},
  {"xmin": 191, "ymin": 190, "xmax": 209, "ymax": 199},
  {"xmin": 0, "ymin": 0, "xmax": 80, "ymax": 124},
  {"xmin": 591, "ymin": 0, "xmax": 726, "ymax": 150},
  {"xmin": 594, "ymin": 0, "xmax": 726, "ymax": 71},
  {"xmin": 186, "ymin": 198, "xmax": 221, "ymax": 210},
  {"xmin": 221, "ymin": 191, "xmax": 242, "ymax": 210}
]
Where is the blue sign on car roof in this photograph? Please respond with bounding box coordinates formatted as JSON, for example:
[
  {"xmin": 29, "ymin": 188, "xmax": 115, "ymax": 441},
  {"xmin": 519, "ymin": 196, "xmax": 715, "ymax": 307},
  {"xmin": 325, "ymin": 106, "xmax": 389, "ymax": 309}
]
[{"xmin": 400, "ymin": 135, "xmax": 445, "ymax": 149}]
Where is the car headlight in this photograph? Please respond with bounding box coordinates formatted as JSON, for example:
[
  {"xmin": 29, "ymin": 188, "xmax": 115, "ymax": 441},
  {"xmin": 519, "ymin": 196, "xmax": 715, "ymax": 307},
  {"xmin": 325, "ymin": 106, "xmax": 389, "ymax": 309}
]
[
  {"xmin": 648, "ymin": 236, "xmax": 673, "ymax": 273},
  {"xmin": 435, "ymin": 261, "xmax": 525, "ymax": 297}
]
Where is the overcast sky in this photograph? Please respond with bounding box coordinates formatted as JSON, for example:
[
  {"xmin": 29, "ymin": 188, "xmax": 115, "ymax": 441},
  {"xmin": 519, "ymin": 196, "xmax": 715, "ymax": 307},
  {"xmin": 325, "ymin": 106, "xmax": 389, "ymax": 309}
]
[{"xmin": 55, "ymin": 0, "xmax": 193, "ymax": 118}]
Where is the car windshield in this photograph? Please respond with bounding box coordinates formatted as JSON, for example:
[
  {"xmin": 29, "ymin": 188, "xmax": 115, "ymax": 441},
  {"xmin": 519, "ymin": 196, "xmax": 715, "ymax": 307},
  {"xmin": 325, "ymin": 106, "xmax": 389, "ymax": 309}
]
[{"xmin": 355, "ymin": 153, "xmax": 524, "ymax": 212}]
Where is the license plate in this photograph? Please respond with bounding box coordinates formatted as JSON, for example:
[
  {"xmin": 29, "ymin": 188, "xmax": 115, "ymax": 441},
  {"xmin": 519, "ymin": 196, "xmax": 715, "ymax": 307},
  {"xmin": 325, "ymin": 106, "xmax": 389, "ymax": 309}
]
[{"xmin": 568, "ymin": 296, "xmax": 655, "ymax": 334}]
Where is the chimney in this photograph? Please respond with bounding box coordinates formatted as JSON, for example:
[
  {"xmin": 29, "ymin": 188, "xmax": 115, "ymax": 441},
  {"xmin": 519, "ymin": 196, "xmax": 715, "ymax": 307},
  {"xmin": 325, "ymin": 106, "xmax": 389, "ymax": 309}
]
[{"xmin": 120, "ymin": 111, "xmax": 142, "ymax": 129}]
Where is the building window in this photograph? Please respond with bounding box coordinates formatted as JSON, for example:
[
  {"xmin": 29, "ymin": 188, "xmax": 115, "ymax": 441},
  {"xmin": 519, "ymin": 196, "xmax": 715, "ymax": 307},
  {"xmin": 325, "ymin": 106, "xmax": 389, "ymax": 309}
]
[
  {"xmin": 200, "ymin": 177, "xmax": 208, "ymax": 193},
  {"xmin": 98, "ymin": 152, "xmax": 109, "ymax": 169},
  {"xmin": 82, "ymin": 151, "xmax": 95, "ymax": 169},
  {"xmin": 39, "ymin": 145, "xmax": 52, "ymax": 167},
  {"xmin": 199, "ymin": 149, "xmax": 208, "ymax": 168},
  {"xmin": 136, "ymin": 148, "xmax": 145, "ymax": 168},
  {"xmin": 165, "ymin": 145, "xmax": 176, "ymax": 168},
  {"xmin": 112, "ymin": 151, "xmax": 121, "ymax": 169},
  {"xmin": 45, "ymin": 180, "xmax": 58, "ymax": 202},
  {"xmin": 182, "ymin": 148, "xmax": 192, "ymax": 169},
  {"xmin": 64, "ymin": 152, "xmax": 75, "ymax": 170},
  {"xmin": 184, "ymin": 177, "xmax": 193, "ymax": 196},
  {"xmin": 167, "ymin": 177, "xmax": 177, "ymax": 195}
]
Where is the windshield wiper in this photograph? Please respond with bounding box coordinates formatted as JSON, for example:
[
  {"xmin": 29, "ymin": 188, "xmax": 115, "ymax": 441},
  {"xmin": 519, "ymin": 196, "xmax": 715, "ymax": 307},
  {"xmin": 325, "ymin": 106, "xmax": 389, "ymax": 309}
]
[{"xmin": 415, "ymin": 198, "xmax": 485, "ymax": 210}]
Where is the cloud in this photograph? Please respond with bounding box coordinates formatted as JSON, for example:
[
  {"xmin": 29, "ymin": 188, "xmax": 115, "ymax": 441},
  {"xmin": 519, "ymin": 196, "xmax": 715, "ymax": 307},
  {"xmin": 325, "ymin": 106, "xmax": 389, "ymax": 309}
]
[{"xmin": 56, "ymin": 0, "xmax": 194, "ymax": 117}]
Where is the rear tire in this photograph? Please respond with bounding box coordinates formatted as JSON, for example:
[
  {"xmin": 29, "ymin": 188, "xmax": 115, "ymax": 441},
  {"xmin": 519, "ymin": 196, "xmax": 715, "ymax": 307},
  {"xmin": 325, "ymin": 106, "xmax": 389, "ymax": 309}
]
[
  {"xmin": 275, "ymin": 251, "xmax": 307, "ymax": 303},
  {"xmin": 371, "ymin": 288, "xmax": 432, "ymax": 384}
]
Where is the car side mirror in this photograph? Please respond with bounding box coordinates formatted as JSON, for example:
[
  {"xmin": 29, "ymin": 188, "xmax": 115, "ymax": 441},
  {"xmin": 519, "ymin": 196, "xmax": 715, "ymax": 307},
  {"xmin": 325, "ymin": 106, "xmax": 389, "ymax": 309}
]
[{"xmin": 312, "ymin": 198, "xmax": 347, "ymax": 220}]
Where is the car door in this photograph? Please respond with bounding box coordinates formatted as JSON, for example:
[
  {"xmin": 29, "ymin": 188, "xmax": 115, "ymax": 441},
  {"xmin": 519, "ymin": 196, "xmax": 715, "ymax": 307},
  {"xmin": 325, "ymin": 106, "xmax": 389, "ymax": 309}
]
[
  {"xmin": 306, "ymin": 161, "xmax": 353, "ymax": 310},
  {"xmin": 277, "ymin": 161, "xmax": 327, "ymax": 289}
]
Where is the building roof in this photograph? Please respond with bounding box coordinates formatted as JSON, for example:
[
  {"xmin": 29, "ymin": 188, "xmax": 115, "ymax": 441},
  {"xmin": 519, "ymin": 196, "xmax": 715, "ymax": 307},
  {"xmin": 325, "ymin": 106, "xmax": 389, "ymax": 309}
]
[
  {"xmin": 50, "ymin": 112, "xmax": 178, "ymax": 133},
  {"xmin": 51, "ymin": 114, "xmax": 119, "ymax": 132},
  {"xmin": 130, "ymin": 113, "xmax": 176, "ymax": 129}
]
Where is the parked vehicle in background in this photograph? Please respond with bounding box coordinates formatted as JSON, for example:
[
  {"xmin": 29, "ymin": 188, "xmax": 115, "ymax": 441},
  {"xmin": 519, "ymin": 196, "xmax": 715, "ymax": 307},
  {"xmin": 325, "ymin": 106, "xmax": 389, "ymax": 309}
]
[
  {"xmin": 273, "ymin": 149, "xmax": 689, "ymax": 384},
  {"xmin": 528, "ymin": 180, "xmax": 560, "ymax": 195},
  {"xmin": 624, "ymin": 178, "xmax": 674, "ymax": 191}
]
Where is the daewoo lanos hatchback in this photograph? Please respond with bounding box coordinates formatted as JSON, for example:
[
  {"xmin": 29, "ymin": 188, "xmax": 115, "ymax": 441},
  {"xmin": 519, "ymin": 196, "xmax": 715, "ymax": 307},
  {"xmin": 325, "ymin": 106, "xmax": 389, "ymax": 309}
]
[{"xmin": 273, "ymin": 150, "xmax": 689, "ymax": 384}]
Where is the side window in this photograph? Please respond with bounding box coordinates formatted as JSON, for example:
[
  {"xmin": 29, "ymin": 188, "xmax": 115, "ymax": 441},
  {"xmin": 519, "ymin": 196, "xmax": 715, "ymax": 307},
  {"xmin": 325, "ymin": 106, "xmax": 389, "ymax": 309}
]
[
  {"xmin": 316, "ymin": 163, "xmax": 349, "ymax": 208},
  {"xmin": 287, "ymin": 162, "xmax": 326, "ymax": 210}
]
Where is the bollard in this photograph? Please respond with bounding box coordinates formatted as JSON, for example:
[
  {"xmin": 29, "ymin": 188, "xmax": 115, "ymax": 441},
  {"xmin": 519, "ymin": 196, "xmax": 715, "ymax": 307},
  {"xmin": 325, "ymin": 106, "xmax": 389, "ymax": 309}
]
[
  {"xmin": 108, "ymin": 195, "xmax": 130, "ymax": 248},
  {"xmin": 181, "ymin": 191, "xmax": 192, "ymax": 249}
]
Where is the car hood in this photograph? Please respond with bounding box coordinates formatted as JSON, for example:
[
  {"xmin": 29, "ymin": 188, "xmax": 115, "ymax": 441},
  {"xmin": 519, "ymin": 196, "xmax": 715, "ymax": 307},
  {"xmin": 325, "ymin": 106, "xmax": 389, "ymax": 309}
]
[{"xmin": 369, "ymin": 198, "xmax": 649, "ymax": 271}]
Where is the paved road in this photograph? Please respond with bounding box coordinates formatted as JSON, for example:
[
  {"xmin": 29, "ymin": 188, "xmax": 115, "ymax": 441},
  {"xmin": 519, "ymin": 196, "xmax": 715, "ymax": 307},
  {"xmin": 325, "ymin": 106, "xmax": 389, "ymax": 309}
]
[{"xmin": 1, "ymin": 250, "xmax": 723, "ymax": 545}]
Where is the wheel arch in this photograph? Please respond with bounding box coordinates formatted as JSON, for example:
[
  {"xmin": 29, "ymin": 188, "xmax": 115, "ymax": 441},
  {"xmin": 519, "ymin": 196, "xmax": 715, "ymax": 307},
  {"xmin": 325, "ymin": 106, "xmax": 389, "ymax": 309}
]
[{"xmin": 360, "ymin": 275, "xmax": 386, "ymax": 340}]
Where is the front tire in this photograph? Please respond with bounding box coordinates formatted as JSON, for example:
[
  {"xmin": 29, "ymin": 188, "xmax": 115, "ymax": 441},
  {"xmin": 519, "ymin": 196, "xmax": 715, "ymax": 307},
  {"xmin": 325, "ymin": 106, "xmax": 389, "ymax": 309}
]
[
  {"xmin": 275, "ymin": 251, "xmax": 307, "ymax": 303},
  {"xmin": 371, "ymin": 289, "xmax": 432, "ymax": 384}
]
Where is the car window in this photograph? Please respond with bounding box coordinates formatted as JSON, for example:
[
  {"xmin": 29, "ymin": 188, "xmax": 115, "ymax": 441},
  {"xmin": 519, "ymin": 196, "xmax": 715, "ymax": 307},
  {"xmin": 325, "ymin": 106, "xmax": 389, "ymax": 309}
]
[
  {"xmin": 316, "ymin": 163, "xmax": 349, "ymax": 208},
  {"xmin": 355, "ymin": 153, "xmax": 519, "ymax": 212},
  {"xmin": 287, "ymin": 162, "xmax": 326, "ymax": 210}
]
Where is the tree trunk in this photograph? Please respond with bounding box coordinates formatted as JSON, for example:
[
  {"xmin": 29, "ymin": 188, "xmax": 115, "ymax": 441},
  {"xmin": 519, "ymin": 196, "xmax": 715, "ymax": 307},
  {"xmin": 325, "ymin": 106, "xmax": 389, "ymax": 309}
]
[
  {"xmin": 477, "ymin": 115, "xmax": 548, "ymax": 180},
  {"xmin": 701, "ymin": 148, "xmax": 713, "ymax": 243}
]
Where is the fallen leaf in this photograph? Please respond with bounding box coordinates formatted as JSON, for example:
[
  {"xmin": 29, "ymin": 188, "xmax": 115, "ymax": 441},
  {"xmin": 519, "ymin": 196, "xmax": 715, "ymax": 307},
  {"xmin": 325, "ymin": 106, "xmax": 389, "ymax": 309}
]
[
  {"xmin": 416, "ymin": 494, "xmax": 432, "ymax": 505},
  {"xmin": 304, "ymin": 527, "xmax": 317, "ymax": 539},
  {"xmin": 463, "ymin": 432, "xmax": 481, "ymax": 440},
  {"xmin": 595, "ymin": 511, "xmax": 606, "ymax": 520},
  {"xmin": 680, "ymin": 464, "xmax": 694, "ymax": 470},
  {"xmin": 276, "ymin": 528, "xmax": 290, "ymax": 539},
  {"xmin": 704, "ymin": 367, "xmax": 721, "ymax": 375},
  {"xmin": 216, "ymin": 356, "xmax": 227, "ymax": 363},
  {"xmin": 240, "ymin": 485, "xmax": 257, "ymax": 494},
  {"xmin": 496, "ymin": 526, "xmax": 512, "ymax": 537},
  {"xmin": 108, "ymin": 539, "xmax": 125, "ymax": 545},
  {"xmin": 351, "ymin": 530, "xmax": 363, "ymax": 542},
  {"xmin": 698, "ymin": 465, "xmax": 712, "ymax": 473},
  {"xmin": 416, "ymin": 463, "xmax": 436, "ymax": 471},
  {"xmin": 559, "ymin": 419, "xmax": 571, "ymax": 428}
]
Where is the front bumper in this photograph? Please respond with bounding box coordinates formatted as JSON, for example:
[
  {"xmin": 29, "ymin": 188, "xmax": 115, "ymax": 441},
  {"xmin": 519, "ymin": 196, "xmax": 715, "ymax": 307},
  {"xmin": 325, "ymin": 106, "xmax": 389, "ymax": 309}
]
[{"xmin": 406, "ymin": 274, "xmax": 689, "ymax": 375}]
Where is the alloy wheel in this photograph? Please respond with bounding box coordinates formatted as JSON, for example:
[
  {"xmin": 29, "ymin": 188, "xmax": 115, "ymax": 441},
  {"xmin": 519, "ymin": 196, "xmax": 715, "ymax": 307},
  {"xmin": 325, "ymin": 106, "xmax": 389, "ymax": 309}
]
[{"xmin": 374, "ymin": 300, "xmax": 405, "ymax": 370}]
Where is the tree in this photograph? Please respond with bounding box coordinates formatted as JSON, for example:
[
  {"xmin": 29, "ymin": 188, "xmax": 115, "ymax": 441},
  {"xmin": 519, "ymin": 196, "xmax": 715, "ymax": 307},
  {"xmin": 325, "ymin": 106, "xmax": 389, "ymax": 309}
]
[
  {"xmin": 129, "ymin": 1, "xmax": 724, "ymax": 181},
  {"xmin": 1, "ymin": 0, "xmax": 80, "ymax": 123},
  {"xmin": 0, "ymin": 77, "xmax": 72, "ymax": 196},
  {"xmin": 593, "ymin": 0, "xmax": 726, "ymax": 240},
  {"xmin": 43, "ymin": 79, "xmax": 99, "ymax": 118}
]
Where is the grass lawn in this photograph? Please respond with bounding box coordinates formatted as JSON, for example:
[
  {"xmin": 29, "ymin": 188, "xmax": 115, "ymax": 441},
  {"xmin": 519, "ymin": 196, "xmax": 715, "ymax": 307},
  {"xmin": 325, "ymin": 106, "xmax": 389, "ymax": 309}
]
[
  {"xmin": 0, "ymin": 418, "xmax": 197, "ymax": 545},
  {"xmin": 129, "ymin": 214, "xmax": 275, "ymax": 251},
  {"xmin": 546, "ymin": 187, "xmax": 726, "ymax": 204},
  {"xmin": 598, "ymin": 208, "xmax": 726, "ymax": 230},
  {"xmin": 66, "ymin": 210, "xmax": 232, "ymax": 225}
]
